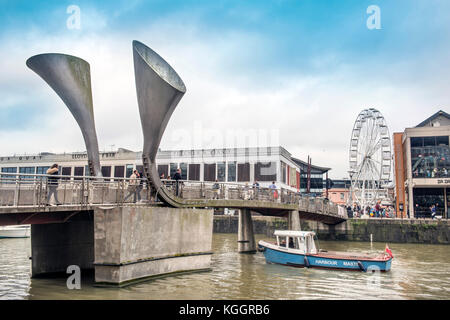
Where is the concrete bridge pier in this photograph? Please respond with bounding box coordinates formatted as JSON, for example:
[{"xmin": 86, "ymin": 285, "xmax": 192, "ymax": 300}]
[
  {"xmin": 238, "ymin": 209, "xmax": 256, "ymax": 253},
  {"xmin": 288, "ymin": 210, "xmax": 301, "ymax": 231},
  {"xmin": 30, "ymin": 213, "xmax": 95, "ymax": 277}
]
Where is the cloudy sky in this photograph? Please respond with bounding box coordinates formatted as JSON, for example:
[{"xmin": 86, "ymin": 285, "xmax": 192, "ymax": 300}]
[{"xmin": 0, "ymin": 0, "xmax": 449, "ymax": 178}]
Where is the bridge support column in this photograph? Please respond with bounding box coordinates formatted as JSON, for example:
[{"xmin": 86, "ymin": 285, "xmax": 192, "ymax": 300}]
[
  {"xmin": 31, "ymin": 213, "xmax": 94, "ymax": 277},
  {"xmin": 288, "ymin": 210, "xmax": 301, "ymax": 231},
  {"xmin": 238, "ymin": 209, "xmax": 256, "ymax": 253},
  {"xmin": 94, "ymin": 206, "xmax": 213, "ymax": 286}
]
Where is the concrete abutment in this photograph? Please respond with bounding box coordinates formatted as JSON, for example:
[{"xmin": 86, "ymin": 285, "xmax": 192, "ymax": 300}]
[{"xmin": 30, "ymin": 206, "xmax": 214, "ymax": 286}]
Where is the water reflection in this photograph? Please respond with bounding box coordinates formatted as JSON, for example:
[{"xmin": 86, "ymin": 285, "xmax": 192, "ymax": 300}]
[{"xmin": 0, "ymin": 234, "xmax": 449, "ymax": 300}]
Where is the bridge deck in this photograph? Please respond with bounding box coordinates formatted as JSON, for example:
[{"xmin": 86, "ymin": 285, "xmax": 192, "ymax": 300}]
[{"xmin": 0, "ymin": 173, "xmax": 347, "ymax": 226}]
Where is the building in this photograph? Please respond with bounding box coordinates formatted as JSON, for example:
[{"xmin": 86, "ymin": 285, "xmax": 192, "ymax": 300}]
[
  {"xmin": 0, "ymin": 146, "xmax": 330, "ymax": 195},
  {"xmin": 323, "ymin": 179, "xmax": 352, "ymax": 206},
  {"xmin": 393, "ymin": 110, "xmax": 450, "ymax": 218},
  {"xmin": 290, "ymin": 157, "xmax": 330, "ymax": 196}
]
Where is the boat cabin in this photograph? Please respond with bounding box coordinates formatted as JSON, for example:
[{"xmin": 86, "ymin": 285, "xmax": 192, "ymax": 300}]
[{"xmin": 274, "ymin": 230, "xmax": 318, "ymax": 254}]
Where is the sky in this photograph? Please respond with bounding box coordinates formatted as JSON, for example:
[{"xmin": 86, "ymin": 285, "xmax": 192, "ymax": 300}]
[{"xmin": 0, "ymin": 0, "xmax": 449, "ymax": 179}]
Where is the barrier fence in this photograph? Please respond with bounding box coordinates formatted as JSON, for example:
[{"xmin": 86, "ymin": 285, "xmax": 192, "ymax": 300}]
[{"xmin": 0, "ymin": 172, "xmax": 341, "ymax": 217}]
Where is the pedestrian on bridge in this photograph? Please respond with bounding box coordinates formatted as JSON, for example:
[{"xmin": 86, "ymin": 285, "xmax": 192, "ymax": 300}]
[
  {"xmin": 173, "ymin": 168, "xmax": 182, "ymax": 197},
  {"xmin": 212, "ymin": 179, "xmax": 220, "ymax": 199},
  {"xmin": 124, "ymin": 170, "xmax": 140, "ymax": 203},
  {"xmin": 46, "ymin": 164, "xmax": 61, "ymax": 206},
  {"xmin": 269, "ymin": 181, "xmax": 278, "ymax": 201}
]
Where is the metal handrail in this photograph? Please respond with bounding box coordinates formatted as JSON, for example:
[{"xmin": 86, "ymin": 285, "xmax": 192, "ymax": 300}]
[{"xmin": 0, "ymin": 172, "xmax": 340, "ymax": 216}]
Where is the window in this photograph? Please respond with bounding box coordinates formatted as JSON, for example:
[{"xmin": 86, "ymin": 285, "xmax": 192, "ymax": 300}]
[
  {"xmin": 126, "ymin": 164, "xmax": 134, "ymax": 178},
  {"xmin": 1, "ymin": 167, "xmax": 17, "ymax": 184},
  {"xmin": 101, "ymin": 166, "xmax": 111, "ymax": 181},
  {"xmin": 19, "ymin": 167, "xmax": 35, "ymax": 174},
  {"xmin": 217, "ymin": 162, "xmax": 226, "ymax": 182},
  {"xmin": 180, "ymin": 163, "xmax": 188, "ymax": 180},
  {"xmin": 255, "ymin": 162, "xmax": 276, "ymax": 182},
  {"xmin": 227, "ymin": 162, "xmax": 236, "ymax": 182},
  {"xmin": 410, "ymin": 136, "xmax": 450, "ymax": 178},
  {"xmin": 84, "ymin": 165, "xmax": 90, "ymax": 176},
  {"xmin": 340, "ymin": 193, "xmax": 345, "ymax": 200},
  {"xmin": 280, "ymin": 162, "xmax": 287, "ymax": 184},
  {"xmin": 36, "ymin": 166, "xmax": 50, "ymax": 175},
  {"xmin": 204, "ymin": 163, "xmax": 216, "ymax": 182},
  {"xmin": 157, "ymin": 164, "xmax": 168, "ymax": 179},
  {"xmin": 413, "ymin": 188, "xmax": 445, "ymax": 218},
  {"xmin": 74, "ymin": 166, "xmax": 84, "ymax": 180},
  {"xmin": 114, "ymin": 166, "xmax": 125, "ymax": 180},
  {"xmin": 170, "ymin": 163, "xmax": 178, "ymax": 178},
  {"xmin": 61, "ymin": 167, "xmax": 72, "ymax": 180},
  {"xmin": 238, "ymin": 163, "xmax": 250, "ymax": 182},
  {"xmin": 188, "ymin": 164, "xmax": 200, "ymax": 181}
]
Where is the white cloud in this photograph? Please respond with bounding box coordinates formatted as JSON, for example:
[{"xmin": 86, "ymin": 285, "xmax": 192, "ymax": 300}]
[{"xmin": 0, "ymin": 15, "xmax": 449, "ymax": 180}]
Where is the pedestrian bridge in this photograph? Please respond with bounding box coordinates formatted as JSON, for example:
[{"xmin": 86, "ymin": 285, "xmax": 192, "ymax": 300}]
[{"xmin": 0, "ymin": 172, "xmax": 347, "ymax": 226}]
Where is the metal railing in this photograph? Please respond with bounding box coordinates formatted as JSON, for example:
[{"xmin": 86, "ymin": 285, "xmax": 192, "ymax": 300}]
[
  {"xmin": 0, "ymin": 173, "xmax": 340, "ymax": 217},
  {"xmin": 0, "ymin": 172, "xmax": 152, "ymax": 207}
]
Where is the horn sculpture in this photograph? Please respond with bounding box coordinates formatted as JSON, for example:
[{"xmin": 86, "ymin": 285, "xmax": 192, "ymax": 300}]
[
  {"xmin": 132, "ymin": 40, "xmax": 187, "ymax": 206},
  {"xmin": 26, "ymin": 54, "xmax": 102, "ymax": 177}
]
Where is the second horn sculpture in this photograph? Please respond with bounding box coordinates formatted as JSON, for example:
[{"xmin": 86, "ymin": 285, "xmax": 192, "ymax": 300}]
[{"xmin": 132, "ymin": 40, "xmax": 186, "ymax": 206}]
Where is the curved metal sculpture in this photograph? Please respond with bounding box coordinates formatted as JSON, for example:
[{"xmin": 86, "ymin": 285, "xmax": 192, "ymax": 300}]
[
  {"xmin": 26, "ymin": 54, "xmax": 102, "ymax": 177},
  {"xmin": 133, "ymin": 40, "xmax": 188, "ymax": 206}
]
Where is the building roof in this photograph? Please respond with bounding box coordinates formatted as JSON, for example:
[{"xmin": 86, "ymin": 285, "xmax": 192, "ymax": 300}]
[
  {"xmin": 416, "ymin": 110, "xmax": 450, "ymax": 128},
  {"xmin": 290, "ymin": 157, "xmax": 331, "ymax": 173}
]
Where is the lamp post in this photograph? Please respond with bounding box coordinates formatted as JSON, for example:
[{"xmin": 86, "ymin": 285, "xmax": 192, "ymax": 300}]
[{"xmin": 348, "ymin": 170, "xmax": 355, "ymax": 208}]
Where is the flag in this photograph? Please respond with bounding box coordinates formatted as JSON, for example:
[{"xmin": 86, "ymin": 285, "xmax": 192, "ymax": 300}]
[{"xmin": 385, "ymin": 244, "xmax": 394, "ymax": 258}]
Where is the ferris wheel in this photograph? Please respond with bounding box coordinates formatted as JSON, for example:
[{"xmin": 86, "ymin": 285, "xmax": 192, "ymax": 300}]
[{"xmin": 348, "ymin": 108, "xmax": 391, "ymax": 210}]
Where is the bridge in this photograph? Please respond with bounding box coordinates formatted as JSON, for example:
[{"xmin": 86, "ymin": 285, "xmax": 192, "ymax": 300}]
[
  {"xmin": 0, "ymin": 172, "xmax": 346, "ymax": 226},
  {"xmin": 1, "ymin": 40, "xmax": 347, "ymax": 286}
]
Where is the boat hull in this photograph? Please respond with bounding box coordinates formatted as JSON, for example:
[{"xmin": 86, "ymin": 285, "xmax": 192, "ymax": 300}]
[
  {"xmin": 258, "ymin": 242, "xmax": 392, "ymax": 272},
  {"xmin": 0, "ymin": 225, "xmax": 31, "ymax": 239}
]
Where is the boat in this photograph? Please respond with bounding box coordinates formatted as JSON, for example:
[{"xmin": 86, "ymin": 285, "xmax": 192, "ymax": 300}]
[
  {"xmin": 0, "ymin": 225, "xmax": 31, "ymax": 238},
  {"xmin": 258, "ymin": 230, "xmax": 393, "ymax": 272}
]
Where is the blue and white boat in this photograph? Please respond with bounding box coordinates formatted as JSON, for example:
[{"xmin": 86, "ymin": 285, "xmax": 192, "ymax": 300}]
[{"xmin": 258, "ymin": 230, "xmax": 393, "ymax": 272}]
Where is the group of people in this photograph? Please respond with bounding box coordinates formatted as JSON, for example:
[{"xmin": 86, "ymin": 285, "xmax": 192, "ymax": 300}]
[
  {"xmin": 124, "ymin": 169, "xmax": 145, "ymax": 203},
  {"xmin": 346, "ymin": 201, "xmax": 394, "ymax": 218},
  {"xmin": 44, "ymin": 164, "xmax": 146, "ymax": 205},
  {"xmin": 161, "ymin": 168, "xmax": 183, "ymax": 196}
]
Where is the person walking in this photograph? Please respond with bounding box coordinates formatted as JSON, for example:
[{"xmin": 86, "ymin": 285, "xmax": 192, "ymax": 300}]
[
  {"xmin": 46, "ymin": 164, "xmax": 61, "ymax": 206},
  {"xmin": 430, "ymin": 204, "xmax": 437, "ymax": 219},
  {"xmin": 269, "ymin": 181, "xmax": 278, "ymax": 201},
  {"xmin": 212, "ymin": 179, "xmax": 220, "ymax": 199},
  {"xmin": 173, "ymin": 168, "xmax": 182, "ymax": 197},
  {"xmin": 124, "ymin": 170, "xmax": 139, "ymax": 203},
  {"xmin": 251, "ymin": 180, "xmax": 260, "ymax": 200},
  {"xmin": 136, "ymin": 171, "xmax": 144, "ymax": 202}
]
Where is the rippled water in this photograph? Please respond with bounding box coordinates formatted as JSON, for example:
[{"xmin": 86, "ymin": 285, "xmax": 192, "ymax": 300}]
[{"xmin": 0, "ymin": 234, "xmax": 449, "ymax": 300}]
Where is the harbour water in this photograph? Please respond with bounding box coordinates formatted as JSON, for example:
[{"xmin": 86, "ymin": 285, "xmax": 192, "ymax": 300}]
[{"xmin": 0, "ymin": 233, "xmax": 449, "ymax": 300}]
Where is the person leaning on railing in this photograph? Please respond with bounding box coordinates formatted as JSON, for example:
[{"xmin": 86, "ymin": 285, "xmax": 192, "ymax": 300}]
[{"xmin": 46, "ymin": 164, "xmax": 61, "ymax": 206}]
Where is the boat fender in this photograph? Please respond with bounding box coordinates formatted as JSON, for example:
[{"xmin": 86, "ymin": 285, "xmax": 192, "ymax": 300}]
[
  {"xmin": 357, "ymin": 261, "xmax": 366, "ymax": 272},
  {"xmin": 304, "ymin": 256, "xmax": 310, "ymax": 267}
]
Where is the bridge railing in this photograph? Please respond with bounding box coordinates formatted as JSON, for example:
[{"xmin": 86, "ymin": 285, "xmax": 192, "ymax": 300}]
[
  {"xmin": 161, "ymin": 180, "xmax": 302, "ymax": 203},
  {"xmin": 0, "ymin": 172, "xmax": 153, "ymax": 207},
  {"xmin": 0, "ymin": 173, "xmax": 340, "ymax": 216}
]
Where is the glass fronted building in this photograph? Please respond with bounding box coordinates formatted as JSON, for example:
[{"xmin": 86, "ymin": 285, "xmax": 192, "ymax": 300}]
[
  {"xmin": 393, "ymin": 110, "xmax": 450, "ymax": 218},
  {"xmin": 0, "ymin": 146, "xmax": 331, "ymax": 194},
  {"xmin": 290, "ymin": 157, "xmax": 330, "ymax": 196}
]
